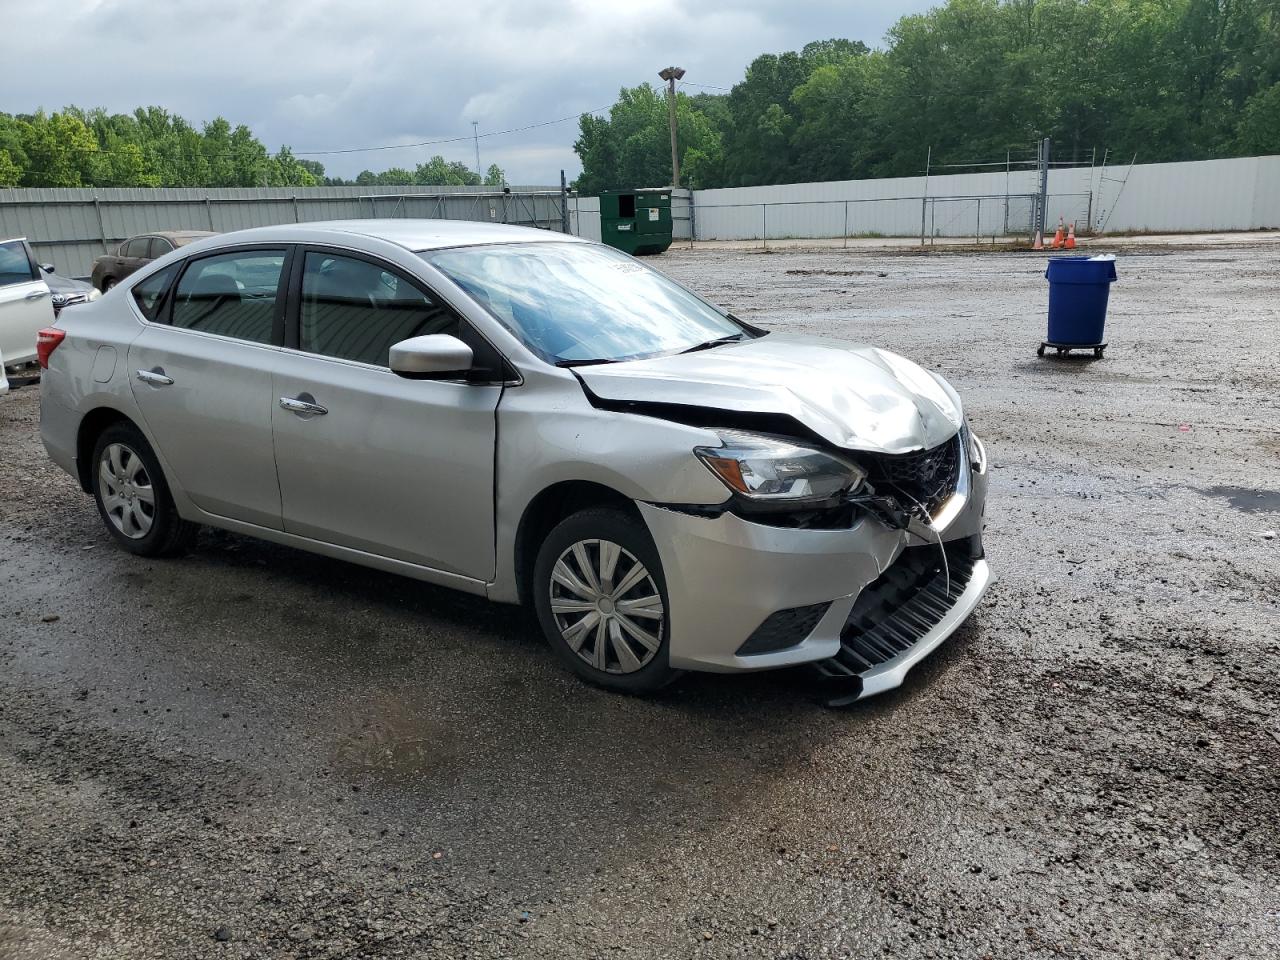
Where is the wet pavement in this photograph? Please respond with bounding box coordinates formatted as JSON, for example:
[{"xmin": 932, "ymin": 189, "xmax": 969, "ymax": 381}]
[{"xmin": 1, "ymin": 242, "xmax": 1277, "ymax": 958}]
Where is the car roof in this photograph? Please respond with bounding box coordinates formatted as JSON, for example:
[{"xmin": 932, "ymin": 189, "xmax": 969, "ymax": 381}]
[
  {"xmin": 174, "ymin": 219, "xmax": 586, "ymax": 254},
  {"xmin": 148, "ymin": 231, "xmax": 217, "ymax": 241}
]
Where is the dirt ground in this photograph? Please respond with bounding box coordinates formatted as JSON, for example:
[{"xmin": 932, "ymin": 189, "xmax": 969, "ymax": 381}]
[{"xmin": 1, "ymin": 241, "xmax": 1277, "ymax": 959}]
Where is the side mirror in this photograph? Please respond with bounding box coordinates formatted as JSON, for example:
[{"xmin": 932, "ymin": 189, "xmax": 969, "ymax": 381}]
[
  {"xmin": 389, "ymin": 334, "xmax": 473, "ymax": 380},
  {"xmin": 41, "ymin": 263, "xmax": 55, "ymax": 274}
]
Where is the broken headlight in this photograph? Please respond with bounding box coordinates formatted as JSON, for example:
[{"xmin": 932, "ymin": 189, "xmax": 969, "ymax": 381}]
[
  {"xmin": 695, "ymin": 430, "xmax": 867, "ymax": 506},
  {"xmin": 964, "ymin": 421, "xmax": 987, "ymax": 474}
]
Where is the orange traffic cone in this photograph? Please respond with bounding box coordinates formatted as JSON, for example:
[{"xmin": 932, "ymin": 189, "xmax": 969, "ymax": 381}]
[
  {"xmin": 1064, "ymin": 221, "xmax": 1076, "ymax": 249},
  {"xmin": 1051, "ymin": 216, "xmax": 1064, "ymax": 249},
  {"xmin": 1033, "ymin": 229, "xmax": 1044, "ymax": 250}
]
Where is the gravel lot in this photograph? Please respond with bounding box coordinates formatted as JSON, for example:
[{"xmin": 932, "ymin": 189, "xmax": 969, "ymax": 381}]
[{"xmin": 1, "ymin": 241, "xmax": 1277, "ymax": 959}]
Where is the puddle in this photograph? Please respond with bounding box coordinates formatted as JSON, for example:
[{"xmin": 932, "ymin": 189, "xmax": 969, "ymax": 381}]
[
  {"xmin": 1202, "ymin": 485, "xmax": 1280, "ymax": 514},
  {"xmin": 331, "ymin": 695, "xmax": 458, "ymax": 781}
]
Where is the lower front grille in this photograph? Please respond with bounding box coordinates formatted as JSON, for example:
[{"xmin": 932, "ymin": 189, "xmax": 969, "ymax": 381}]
[
  {"xmin": 736, "ymin": 601, "xmax": 830, "ymax": 656},
  {"xmin": 816, "ymin": 540, "xmax": 976, "ymax": 677}
]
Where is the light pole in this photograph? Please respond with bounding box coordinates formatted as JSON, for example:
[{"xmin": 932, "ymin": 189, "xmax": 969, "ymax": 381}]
[{"xmin": 658, "ymin": 66, "xmax": 685, "ymax": 187}]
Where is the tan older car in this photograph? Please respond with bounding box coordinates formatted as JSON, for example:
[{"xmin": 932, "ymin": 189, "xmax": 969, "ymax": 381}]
[{"xmin": 91, "ymin": 231, "xmax": 215, "ymax": 292}]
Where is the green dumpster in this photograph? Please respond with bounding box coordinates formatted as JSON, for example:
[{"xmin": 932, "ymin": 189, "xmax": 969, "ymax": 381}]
[{"xmin": 599, "ymin": 188, "xmax": 673, "ymax": 255}]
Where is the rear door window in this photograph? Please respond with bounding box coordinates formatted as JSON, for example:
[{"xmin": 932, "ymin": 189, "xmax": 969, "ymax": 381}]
[
  {"xmin": 148, "ymin": 237, "xmax": 174, "ymax": 258},
  {"xmin": 170, "ymin": 250, "xmax": 286, "ymax": 345},
  {"xmin": 299, "ymin": 252, "xmax": 460, "ymax": 366}
]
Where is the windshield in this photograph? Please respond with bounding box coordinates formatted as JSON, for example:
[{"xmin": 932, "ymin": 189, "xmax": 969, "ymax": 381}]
[{"xmin": 423, "ymin": 242, "xmax": 746, "ymax": 365}]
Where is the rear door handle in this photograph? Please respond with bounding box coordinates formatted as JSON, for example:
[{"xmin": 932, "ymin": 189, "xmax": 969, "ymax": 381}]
[
  {"xmin": 279, "ymin": 395, "xmax": 328, "ymax": 416},
  {"xmin": 26, "ymin": 289, "xmax": 48, "ymax": 300},
  {"xmin": 135, "ymin": 368, "xmax": 174, "ymax": 386}
]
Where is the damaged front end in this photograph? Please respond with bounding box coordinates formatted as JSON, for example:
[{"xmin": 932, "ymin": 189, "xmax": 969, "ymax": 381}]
[
  {"xmin": 569, "ymin": 337, "xmax": 990, "ymax": 696},
  {"xmin": 589, "ymin": 386, "xmax": 990, "ymax": 697}
]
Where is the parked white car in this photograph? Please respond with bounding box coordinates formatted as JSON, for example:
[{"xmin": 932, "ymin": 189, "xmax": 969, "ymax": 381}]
[
  {"xmin": 39, "ymin": 220, "xmax": 990, "ymax": 700},
  {"xmin": 0, "ymin": 346, "xmax": 8, "ymax": 396},
  {"xmin": 1, "ymin": 237, "xmax": 55, "ymax": 370}
]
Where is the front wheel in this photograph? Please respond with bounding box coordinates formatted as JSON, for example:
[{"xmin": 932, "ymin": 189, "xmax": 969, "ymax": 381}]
[{"xmin": 532, "ymin": 508, "xmax": 678, "ymax": 693}]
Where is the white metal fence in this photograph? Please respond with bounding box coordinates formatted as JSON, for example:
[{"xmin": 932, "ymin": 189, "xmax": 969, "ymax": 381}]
[{"xmin": 681, "ymin": 154, "xmax": 1279, "ymax": 243}]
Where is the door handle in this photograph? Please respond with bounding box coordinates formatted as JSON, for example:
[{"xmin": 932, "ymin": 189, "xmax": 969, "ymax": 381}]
[
  {"xmin": 135, "ymin": 368, "xmax": 174, "ymax": 386},
  {"xmin": 26, "ymin": 289, "xmax": 48, "ymax": 300},
  {"xmin": 279, "ymin": 395, "xmax": 328, "ymax": 416}
]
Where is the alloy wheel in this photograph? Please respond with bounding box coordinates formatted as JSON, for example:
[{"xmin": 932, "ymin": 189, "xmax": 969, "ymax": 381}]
[
  {"xmin": 548, "ymin": 538, "xmax": 664, "ymax": 674},
  {"xmin": 98, "ymin": 442, "xmax": 155, "ymax": 539}
]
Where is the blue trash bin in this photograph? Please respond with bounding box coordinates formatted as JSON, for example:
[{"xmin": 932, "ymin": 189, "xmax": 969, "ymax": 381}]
[{"xmin": 1044, "ymin": 255, "xmax": 1117, "ymax": 347}]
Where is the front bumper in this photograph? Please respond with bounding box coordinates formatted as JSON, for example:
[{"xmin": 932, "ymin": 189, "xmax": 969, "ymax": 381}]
[{"xmin": 637, "ymin": 440, "xmax": 989, "ymax": 690}]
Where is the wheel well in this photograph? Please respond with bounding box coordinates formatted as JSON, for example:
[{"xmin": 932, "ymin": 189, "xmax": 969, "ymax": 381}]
[
  {"xmin": 75, "ymin": 408, "xmax": 132, "ymax": 492},
  {"xmin": 514, "ymin": 480, "xmax": 641, "ymax": 606}
]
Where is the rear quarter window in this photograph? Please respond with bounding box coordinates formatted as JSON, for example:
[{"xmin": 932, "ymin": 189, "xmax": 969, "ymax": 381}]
[{"xmin": 131, "ymin": 264, "xmax": 179, "ymax": 320}]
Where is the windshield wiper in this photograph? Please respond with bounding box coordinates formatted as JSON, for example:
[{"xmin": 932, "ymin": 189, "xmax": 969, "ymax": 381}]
[
  {"xmin": 555, "ymin": 357, "xmax": 621, "ymax": 368},
  {"xmin": 679, "ymin": 333, "xmax": 746, "ymax": 354}
]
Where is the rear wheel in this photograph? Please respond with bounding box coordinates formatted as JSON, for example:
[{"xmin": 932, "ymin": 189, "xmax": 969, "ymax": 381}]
[
  {"xmin": 532, "ymin": 508, "xmax": 678, "ymax": 693},
  {"xmin": 101, "ymin": 277, "xmax": 116, "ymax": 292},
  {"xmin": 91, "ymin": 422, "xmax": 197, "ymax": 557}
]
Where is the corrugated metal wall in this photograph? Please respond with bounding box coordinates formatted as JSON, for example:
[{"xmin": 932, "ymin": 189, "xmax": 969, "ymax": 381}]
[
  {"xmin": 686, "ymin": 155, "xmax": 1280, "ymax": 241},
  {"xmin": 0, "ymin": 184, "xmax": 564, "ymax": 276}
]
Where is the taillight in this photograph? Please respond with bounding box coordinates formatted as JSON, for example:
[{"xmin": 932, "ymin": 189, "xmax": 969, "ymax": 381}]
[{"xmin": 36, "ymin": 328, "xmax": 66, "ymax": 369}]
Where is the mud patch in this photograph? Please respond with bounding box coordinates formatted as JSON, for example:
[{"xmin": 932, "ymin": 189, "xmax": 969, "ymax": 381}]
[
  {"xmin": 331, "ymin": 694, "xmax": 459, "ymax": 781},
  {"xmin": 1202, "ymin": 485, "xmax": 1280, "ymax": 514}
]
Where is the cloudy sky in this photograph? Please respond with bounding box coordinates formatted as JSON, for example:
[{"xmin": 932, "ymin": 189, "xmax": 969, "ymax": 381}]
[{"xmin": 2, "ymin": 0, "xmax": 932, "ymax": 183}]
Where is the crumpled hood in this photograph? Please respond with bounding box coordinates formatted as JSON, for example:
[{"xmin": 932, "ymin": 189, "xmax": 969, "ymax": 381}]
[{"xmin": 577, "ymin": 333, "xmax": 963, "ymax": 454}]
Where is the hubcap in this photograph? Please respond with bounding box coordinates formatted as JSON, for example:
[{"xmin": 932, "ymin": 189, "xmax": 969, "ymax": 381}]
[
  {"xmin": 549, "ymin": 539, "xmax": 664, "ymax": 675},
  {"xmin": 98, "ymin": 442, "xmax": 155, "ymax": 539}
]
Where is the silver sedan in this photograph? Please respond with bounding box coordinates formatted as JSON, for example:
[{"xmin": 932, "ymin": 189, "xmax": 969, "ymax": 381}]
[{"xmin": 39, "ymin": 221, "xmax": 989, "ymax": 699}]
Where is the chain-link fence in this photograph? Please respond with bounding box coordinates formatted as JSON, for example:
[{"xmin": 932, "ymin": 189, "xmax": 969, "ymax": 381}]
[{"xmin": 686, "ymin": 191, "xmax": 1094, "ymax": 247}]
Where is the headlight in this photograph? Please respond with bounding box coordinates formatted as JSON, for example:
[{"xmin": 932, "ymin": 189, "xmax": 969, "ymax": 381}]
[
  {"xmin": 965, "ymin": 422, "xmax": 987, "ymax": 473},
  {"xmin": 694, "ymin": 430, "xmax": 866, "ymax": 505}
]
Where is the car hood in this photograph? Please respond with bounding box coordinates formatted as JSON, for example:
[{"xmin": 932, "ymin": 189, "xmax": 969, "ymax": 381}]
[
  {"xmin": 577, "ymin": 333, "xmax": 963, "ymax": 454},
  {"xmin": 44, "ymin": 273, "xmax": 95, "ymax": 294}
]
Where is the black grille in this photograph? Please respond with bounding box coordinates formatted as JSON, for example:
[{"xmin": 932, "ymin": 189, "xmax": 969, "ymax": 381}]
[
  {"xmin": 815, "ymin": 540, "xmax": 976, "ymax": 677},
  {"xmin": 736, "ymin": 602, "xmax": 830, "ymax": 656},
  {"xmin": 864, "ymin": 435, "xmax": 961, "ymax": 516}
]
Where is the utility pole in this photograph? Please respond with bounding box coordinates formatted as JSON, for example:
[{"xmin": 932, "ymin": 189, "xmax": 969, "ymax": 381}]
[
  {"xmin": 560, "ymin": 169, "xmax": 571, "ymax": 235},
  {"xmin": 658, "ymin": 66, "xmax": 685, "ymax": 187},
  {"xmin": 472, "ymin": 121, "xmax": 481, "ymax": 179}
]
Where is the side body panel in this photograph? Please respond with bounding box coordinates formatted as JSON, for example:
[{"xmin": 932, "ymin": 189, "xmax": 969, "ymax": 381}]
[
  {"xmin": 271, "ymin": 352, "xmax": 501, "ymax": 578},
  {"xmin": 488, "ymin": 365, "xmax": 732, "ymax": 604},
  {"xmin": 39, "ymin": 297, "xmax": 147, "ymax": 481},
  {"xmin": 127, "ymin": 325, "xmax": 283, "ymax": 529},
  {"xmin": 0, "ymin": 239, "xmax": 53, "ymax": 366}
]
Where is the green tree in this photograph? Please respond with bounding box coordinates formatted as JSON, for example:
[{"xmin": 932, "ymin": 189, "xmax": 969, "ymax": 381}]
[
  {"xmin": 0, "ymin": 149, "xmax": 20, "ymax": 187},
  {"xmin": 572, "ymin": 84, "xmax": 723, "ymax": 192},
  {"xmin": 1236, "ymin": 82, "xmax": 1280, "ymax": 153}
]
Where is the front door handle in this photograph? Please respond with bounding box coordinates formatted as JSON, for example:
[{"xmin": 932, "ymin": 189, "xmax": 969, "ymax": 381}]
[
  {"xmin": 26, "ymin": 289, "xmax": 48, "ymax": 301},
  {"xmin": 135, "ymin": 368, "xmax": 174, "ymax": 386},
  {"xmin": 279, "ymin": 394, "xmax": 328, "ymax": 417}
]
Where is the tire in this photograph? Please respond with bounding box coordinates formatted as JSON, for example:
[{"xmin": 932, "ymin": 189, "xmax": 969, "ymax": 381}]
[
  {"xmin": 90, "ymin": 421, "xmax": 198, "ymax": 557},
  {"xmin": 532, "ymin": 507, "xmax": 679, "ymax": 693},
  {"xmin": 101, "ymin": 277, "xmax": 116, "ymax": 292}
]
